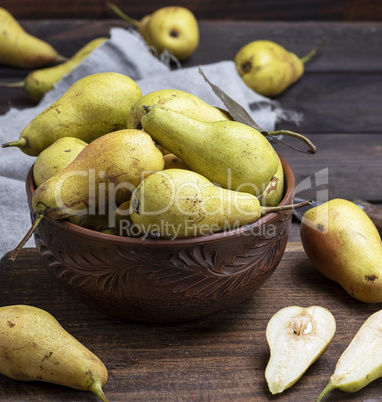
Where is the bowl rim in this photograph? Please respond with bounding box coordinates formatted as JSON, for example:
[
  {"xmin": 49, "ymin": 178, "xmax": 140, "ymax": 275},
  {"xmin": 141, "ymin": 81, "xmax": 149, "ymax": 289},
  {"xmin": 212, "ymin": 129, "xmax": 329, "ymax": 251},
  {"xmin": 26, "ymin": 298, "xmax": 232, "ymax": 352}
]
[{"xmin": 26, "ymin": 154, "xmax": 295, "ymax": 247}]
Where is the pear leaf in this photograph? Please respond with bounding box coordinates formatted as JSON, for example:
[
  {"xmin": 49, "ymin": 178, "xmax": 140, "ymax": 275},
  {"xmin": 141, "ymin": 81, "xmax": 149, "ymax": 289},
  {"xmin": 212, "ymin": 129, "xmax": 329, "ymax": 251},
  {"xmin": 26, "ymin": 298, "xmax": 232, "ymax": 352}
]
[
  {"xmin": 198, "ymin": 66, "xmax": 318, "ymax": 155},
  {"xmin": 197, "ymin": 66, "xmax": 266, "ymax": 133}
]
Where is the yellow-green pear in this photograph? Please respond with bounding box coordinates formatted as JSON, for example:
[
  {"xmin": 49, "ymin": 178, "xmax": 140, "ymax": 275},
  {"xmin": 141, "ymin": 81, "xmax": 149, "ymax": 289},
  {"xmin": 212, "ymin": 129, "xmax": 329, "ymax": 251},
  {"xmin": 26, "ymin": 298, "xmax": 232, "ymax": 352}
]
[
  {"xmin": 33, "ymin": 137, "xmax": 87, "ymax": 187},
  {"xmin": 129, "ymin": 169, "xmax": 262, "ymax": 238},
  {"xmin": 0, "ymin": 7, "xmax": 66, "ymax": 69},
  {"xmin": 129, "ymin": 169, "xmax": 304, "ymax": 239},
  {"xmin": 141, "ymin": 105, "xmax": 278, "ymax": 196},
  {"xmin": 258, "ymin": 156, "xmax": 284, "ymax": 206},
  {"xmin": 266, "ymin": 306, "xmax": 336, "ymax": 395},
  {"xmin": 66, "ymin": 213, "xmax": 115, "ymax": 233},
  {"xmin": 1, "ymin": 37, "xmax": 107, "ymax": 101},
  {"xmin": 0, "ymin": 305, "xmax": 108, "ymax": 401},
  {"xmin": 317, "ymin": 309, "xmax": 382, "ymax": 401},
  {"xmin": 32, "ymin": 129, "xmax": 164, "ymax": 220},
  {"xmin": 300, "ymin": 198, "xmax": 382, "ymax": 303},
  {"xmin": 163, "ymin": 153, "xmax": 190, "ymax": 170},
  {"xmin": 109, "ymin": 4, "xmax": 199, "ymax": 60},
  {"xmin": 127, "ymin": 88, "xmax": 231, "ymax": 130},
  {"xmin": 2, "ymin": 72, "xmax": 142, "ymax": 156},
  {"xmin": 234, "ymin": 40, "xmax": 317, "ymax": 97}
]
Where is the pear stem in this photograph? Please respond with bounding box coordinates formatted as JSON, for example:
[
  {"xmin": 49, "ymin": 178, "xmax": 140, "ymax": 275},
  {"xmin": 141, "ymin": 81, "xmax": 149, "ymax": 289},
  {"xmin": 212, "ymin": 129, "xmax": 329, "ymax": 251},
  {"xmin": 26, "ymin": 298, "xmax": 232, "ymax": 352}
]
[
  {"xmin": 0, "ymin": 81, "xmax": 25, "ymax": 89},
  {"xmin": 316, "ymin": 382, "xmax": 335, "ymax": 402},
  {"xmin": 266, "ymin": 130, "xmax": 318, "ymax": 154},
  {"xmin": 107, "ymin": 2, "xmax": 140, "ymax": 26},
  {"xmin": 89, "ymin": 381, "xmax": 109, "ymax": 402},
  {"xmin": 261, "ymin": 199, "xmax": 312, "ymax": 215},
  {"xmin": 2, "ymin": 137, "xmax": 28, "ymax": 149},
  {"xmin": 9, "ymin": 214, "xmax": 44, "ymax": 262},
  {"xmin": 300, "ymin": 36, "xmax": 326, "ymax": 64}
]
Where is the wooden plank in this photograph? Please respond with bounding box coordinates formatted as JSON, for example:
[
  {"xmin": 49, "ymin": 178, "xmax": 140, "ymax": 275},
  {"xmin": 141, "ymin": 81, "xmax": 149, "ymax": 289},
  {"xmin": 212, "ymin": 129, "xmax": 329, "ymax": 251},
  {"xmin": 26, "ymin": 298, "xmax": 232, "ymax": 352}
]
[
  {"xmin": 1, "ymin": 243, "xmax": 382, "ymax": 401},
  {"xmin": 273, "ymin": 133, "xmax": 382, "ymax": 204},
  {"xmin": 1, "ymin": 0, "xmax": 382, "ymax": 21}
]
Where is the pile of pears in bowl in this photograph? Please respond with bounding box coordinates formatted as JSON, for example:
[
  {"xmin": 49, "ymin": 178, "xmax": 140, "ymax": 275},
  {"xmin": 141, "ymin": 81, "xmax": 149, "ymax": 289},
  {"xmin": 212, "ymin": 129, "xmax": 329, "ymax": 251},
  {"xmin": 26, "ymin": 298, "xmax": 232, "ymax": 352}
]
[{"xmin": 7, "ymin": 72, "xmax": 303, "ymax": 322}]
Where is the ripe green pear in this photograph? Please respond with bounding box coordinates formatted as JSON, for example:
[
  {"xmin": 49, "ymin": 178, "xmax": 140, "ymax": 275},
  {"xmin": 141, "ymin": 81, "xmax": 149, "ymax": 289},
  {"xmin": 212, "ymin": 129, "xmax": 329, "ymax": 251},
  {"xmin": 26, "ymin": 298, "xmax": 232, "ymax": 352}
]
[
  {"xmin": 2, "ymin": 72, "xmax": 142, "ymax": 156},
  {"xmin": 258, "ymin": 156, "xmax": 284, "ymax": 206},
  {"xmin": 0, "ymin": 7, "xmax": 65, "ymax": 69},
  {"xmin": 300, "ymin": 198, "xmax": 382, "ymax": 303},
  {"xmin": 235, "ymin": 40, "xmax": 312, "ymax": 97},
  {"xmin": 33, "ymin": 137, "xmax": 87, "ymax": 187},
  {"xmin": 129, "ymin": 169, "xmax": 263, "ymax": 238},
  {"xmin": 127, "ymin": 88, "xmax": 231, "ymax": 130},
  {"xmin": 317, "ymin": 309, "xmax": 382, "ymax": 401},
  {"xmin": 141, "ymin": 105, "xmax": 278, "ymax": 196},
  {"xmin": 0, "ymin": 305, "xmax": 108, "ymax": 401},
  {"xmin": 1, "ymin": 37, "xmax": 107, "ymax": 101},
  {"xmin": 32, "ymin": 129, "xmax": 164, "ymax": 220},
  {"xmin": 266, "ymin": 306, "xmax": 336, "ymax": 395},
  {"xmin": 163, "ymin": 153, "xmax": 190, "ymax": 170},
  {"xmin": 109, "ymin": 4, "xmax": 199, "ymax": 60}
]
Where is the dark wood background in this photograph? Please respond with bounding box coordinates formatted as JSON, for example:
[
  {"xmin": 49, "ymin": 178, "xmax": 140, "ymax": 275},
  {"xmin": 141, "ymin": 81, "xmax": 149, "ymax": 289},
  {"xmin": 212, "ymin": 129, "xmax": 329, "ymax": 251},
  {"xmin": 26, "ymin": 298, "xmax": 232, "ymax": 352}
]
[{"xmin": 2, "ymin": 0, "xmax": 382, "ymax": 21}]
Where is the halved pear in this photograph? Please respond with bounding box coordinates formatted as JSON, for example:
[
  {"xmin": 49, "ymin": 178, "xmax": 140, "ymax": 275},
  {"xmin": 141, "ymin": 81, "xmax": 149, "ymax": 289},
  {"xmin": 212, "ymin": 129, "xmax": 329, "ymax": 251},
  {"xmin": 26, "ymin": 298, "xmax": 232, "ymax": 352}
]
[
  {"xmin": 265, "ymin": 306, "xmax": 336, "ymax": 395},
  {"xmin": 317, "ymin": 309, "xmax": 382, "ymax": 401}
]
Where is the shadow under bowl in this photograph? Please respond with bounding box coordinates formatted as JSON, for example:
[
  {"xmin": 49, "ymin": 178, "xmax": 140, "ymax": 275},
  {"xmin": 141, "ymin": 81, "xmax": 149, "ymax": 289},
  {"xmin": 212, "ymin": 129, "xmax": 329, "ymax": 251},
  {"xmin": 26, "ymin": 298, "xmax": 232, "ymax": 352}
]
[{"xmin": 26, "ymin": 156, "xmax": 296, "ymax": 323}]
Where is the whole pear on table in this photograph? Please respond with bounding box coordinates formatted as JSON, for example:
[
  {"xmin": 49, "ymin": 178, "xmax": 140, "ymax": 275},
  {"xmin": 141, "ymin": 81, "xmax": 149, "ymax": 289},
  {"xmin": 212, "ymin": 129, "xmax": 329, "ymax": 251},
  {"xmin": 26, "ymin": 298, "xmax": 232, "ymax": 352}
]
[
  {"xmin": 0, "ymin": 7, "xmax": 65, "ymax": 68},
  {"xmin": 234, "ymin": 39, "xmax": 318, "ymax": 97},
  {"xmin": 0, "ymin": 305, "xmax": 108, "ymax": 401},
  {"xmin": 140, "ymin": 104, "xmax": 279, "ymax": 196},
  {"xmin": 300, "ymin": 198, "xmax": 382, "ymax": 303},
  {"xmin": 109, "ymin": 4, "xmax": 199, "ymax": 60},
  {"xmin": 1, "ymin": 37, "xmax": 107, "ymax": 101},
  {"xmin": 2, "ymin": 72, "xmax": 142, "ymax": 156}
]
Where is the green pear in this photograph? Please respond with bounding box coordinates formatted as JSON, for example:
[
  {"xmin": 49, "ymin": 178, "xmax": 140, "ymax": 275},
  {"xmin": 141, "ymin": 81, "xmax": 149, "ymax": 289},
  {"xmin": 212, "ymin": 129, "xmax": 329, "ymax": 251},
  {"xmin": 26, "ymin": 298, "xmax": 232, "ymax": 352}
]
[
  {"xmin": 265, "ymin": 306, "xmax": 336, "ymax": 395},
  {"xmin": 317, "ymin": 309, "xmax": 382, "ymax": 401},
  {"xmin": 127, "ymin": 88, "xmax": 231, "ymax": 130},
  {"xmin": 258, "ymin": 156, "xmax": 284, "ymax": 206},
  {"xmin": 140, "ymin": 104, "xmax": 278, "ymax": 196},
  {"xmin": 9, "ymin": 129, "xmax": 164, "ymax": 261},
  {"xmin": 2, "ymin": 72, "xmax": 142, "ymax": 156},
  {"xmin": 108, "ymin": 4, "xmax": 199, "ymax": 60},
  {"xmin": 234, "ymin": 40, "xmax": 317, "ymax": 97},
  {"xmin": 0, "ymin": 7, "xmax": 66, "ymax": 69},
  {"xmin": 66, "ymin": 213, "xmax": 115, "ymax": 233},
  {"xmin": 0, "ymin": 305, "xmax": 108, "ymax": 401},
  {"xmin": 1, "ymin": 37, "xmax": 107, "ymax": 101},
  {"xmin": 163, "ymin": 153, "xmax": 190, "ymax": 170},
  {"xmin": 33, "ymin": 137, "xmax": 87, "ymax": 187},
  {"xmin": 129, "ymin": 169, "xmax": 307, "ymax": 239},
  {"xmin": 32, "ymin": 129, "xmax": 164, "ymax": 220},
  {"xmin": 300, "ymin": 199, "xmax": 382, "ymax": 303}
]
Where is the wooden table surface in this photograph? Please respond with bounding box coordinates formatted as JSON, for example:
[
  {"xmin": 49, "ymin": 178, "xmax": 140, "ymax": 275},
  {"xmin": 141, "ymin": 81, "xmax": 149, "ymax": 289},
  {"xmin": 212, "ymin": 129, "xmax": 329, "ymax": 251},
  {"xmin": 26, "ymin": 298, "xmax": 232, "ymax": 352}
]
[{"xmin": 1, "ymin": 19, "xmax": 382, "ymax": 401}]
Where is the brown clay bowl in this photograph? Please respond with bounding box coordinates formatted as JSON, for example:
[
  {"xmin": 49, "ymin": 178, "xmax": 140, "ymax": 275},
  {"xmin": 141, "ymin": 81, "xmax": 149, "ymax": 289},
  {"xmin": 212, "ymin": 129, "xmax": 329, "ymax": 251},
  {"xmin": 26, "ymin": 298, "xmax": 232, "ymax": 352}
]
[{"xmin": 26, "ymin": 156, "xmax": 296, "ymax": 323}]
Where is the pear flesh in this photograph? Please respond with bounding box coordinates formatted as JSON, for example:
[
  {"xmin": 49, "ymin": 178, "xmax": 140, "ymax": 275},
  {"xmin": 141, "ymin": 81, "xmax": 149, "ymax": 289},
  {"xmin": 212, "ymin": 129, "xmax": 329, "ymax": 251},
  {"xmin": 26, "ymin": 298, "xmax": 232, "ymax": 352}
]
[
  {"xmin": 300, "ymin": 198, "xmax": 382, "ymax": 303},
  {"xmin": 141, "ymin": 105, "xmax": 278, "ymax": 196},
  {"xmin": 265, "ymin": 306, "xmax": 336, "ymax": 395},
  {"xmin": 317, "ymin": 309, "xmax": 382, "ymax": 400},
  {"xmin": 0, "ymin": 7, "xmax": 64, "ymax": 69},
  {"xmin": 129, "ymin": 168, "xmax": 262, "ymax": 239},
  {"xmin": 32, "ymin": 129, "xmax": 164, "ymax": 220},
  {"xmin": 127, "ymin": 88, "xmax": 231, "ymax": 130},
  {"xmin": 0, "ymin": 305, "xmax": 108, "ymax": 401},
  {"xmin": 2, "ymin": 72, "xmax": 142, "ymax": 156},
  {"xmin": 33, "ymin": 137, "xmax": 88, "ymax": 187}
]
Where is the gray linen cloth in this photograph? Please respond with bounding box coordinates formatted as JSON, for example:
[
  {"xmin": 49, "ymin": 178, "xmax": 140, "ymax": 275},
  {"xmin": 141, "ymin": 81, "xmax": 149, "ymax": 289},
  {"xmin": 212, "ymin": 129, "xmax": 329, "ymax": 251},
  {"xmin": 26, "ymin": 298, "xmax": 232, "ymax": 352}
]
[{"xmin": 0, "ymin": 28, "xmax": 300, "ymax": 257}]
